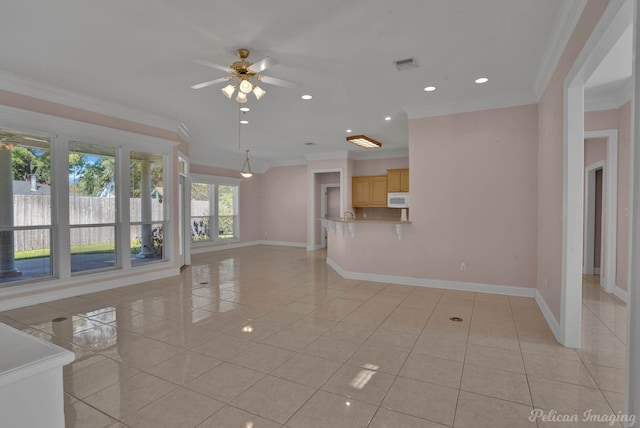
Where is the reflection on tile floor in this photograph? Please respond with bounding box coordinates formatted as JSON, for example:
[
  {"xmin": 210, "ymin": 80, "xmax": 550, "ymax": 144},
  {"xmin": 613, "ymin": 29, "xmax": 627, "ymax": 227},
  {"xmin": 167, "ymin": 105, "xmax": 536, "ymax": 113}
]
[{"xmin": 0, "ymin": 247, "xmax": 628, "ymax": 427}]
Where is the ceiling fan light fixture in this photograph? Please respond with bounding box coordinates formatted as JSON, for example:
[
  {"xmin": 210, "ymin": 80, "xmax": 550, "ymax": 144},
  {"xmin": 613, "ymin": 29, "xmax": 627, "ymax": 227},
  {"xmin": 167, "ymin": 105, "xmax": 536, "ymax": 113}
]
[
  {"xmin": 236, "ymin": 91, "xmax": 248, "ymax": 103},
  {"xmin": 239, "ymin": 79, "xmax": 253, "ymax": 94},
  {"xmin": 253, "ymin": 85, "xmax": 266, "ymax": 100},
  {"xmin": 346, "ymin": 135, "xmax": 382, "ymax": 149},
  {"xmin": 241, "ymin": 150, "xmax": 253, "ymax": 178},
  {"xmin": 221, "ymin": 84, "xmax": 236, "ymax": 98}
]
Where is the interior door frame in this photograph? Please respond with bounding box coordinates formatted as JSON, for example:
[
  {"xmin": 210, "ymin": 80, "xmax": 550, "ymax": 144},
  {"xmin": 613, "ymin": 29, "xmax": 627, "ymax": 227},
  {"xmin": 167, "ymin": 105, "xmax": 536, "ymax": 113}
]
[
  {"xmin": 320, "ymin": 183, "xmax": 340, "ymax": 248},
  {"xmin": 583, "ymin": 161, "xmax": 605, "ymax": 277},
  {"xmin": 177, "ymin": 152, "xmax": 190, "ymax": 268},
  {"xmin": 583, "ymin": 131, "xmax": 618, "ymax": 293}
]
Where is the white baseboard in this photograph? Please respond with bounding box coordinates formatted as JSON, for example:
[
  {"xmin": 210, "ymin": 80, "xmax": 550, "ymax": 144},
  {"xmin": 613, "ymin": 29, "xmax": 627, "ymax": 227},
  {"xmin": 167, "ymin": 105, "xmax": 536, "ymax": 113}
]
[
  {"xmin": 190, "ymin": 240, "xmax": 260, "ymax": 254},
  {"xmin": 191, "ymin": 240, "xmax": 307, "ymax": 255},
  {"xmin": 258, "ymin": 240, "xmax": 307, "ymax": 248},
  {"xmin": 534, "ymin": 291, "xmax": 562, "ymax": 344},
  {"xmin": 0, "ymin": 266, "xmax": 180, "ymax": 312},
  {"xmin": 614, "ymin": 286, "xmax": 629, "ymax": 303},
  {"xmin": 325, "ymin": 258, "xmax": 536, "ymax": 298},
  {"xmin": 307, "ymin": 244, "xmax": 324, "ymax": 251}
]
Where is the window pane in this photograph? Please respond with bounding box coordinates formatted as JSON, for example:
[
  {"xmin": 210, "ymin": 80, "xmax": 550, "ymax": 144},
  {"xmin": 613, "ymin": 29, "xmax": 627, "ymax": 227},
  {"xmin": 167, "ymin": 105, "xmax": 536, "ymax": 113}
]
[
  {"xmin": 191, "ymin": 183, "xmax": 211, "ymax": 242},
  {"xmin": 131, "ymin": 223, "xmax": 164, "ymax": 264},
  {"xmin": 70, "ymin": 226, "xmax": 115, "ymax": 273},
  {"xmin": 69, "ymin": 141, "xmax": 116, "ymax": 224},
  {"xmin": 1, "ymin": 229, "xmax": 52, "ymax": 285},
  {"xmin": 68, "ymin": 142, "xmax": 117, "ymax": 275},
  {"xmin": 130, "ymin": 151, "xmax": 164, "ymax": 222},
  {"xmin": 191, "ymin": 216, "xmax": 211, "ymax": 241},
  {"xmin": 1, "ymin": 128, "xmax": 52, "ymax": 286},
  {"xmin": 130, "ymin": 152, "xmax": 164, "ymax": 261},
  {"xmin": 218, "ymin": 185, "xmax": 237, "ymax": 240}
]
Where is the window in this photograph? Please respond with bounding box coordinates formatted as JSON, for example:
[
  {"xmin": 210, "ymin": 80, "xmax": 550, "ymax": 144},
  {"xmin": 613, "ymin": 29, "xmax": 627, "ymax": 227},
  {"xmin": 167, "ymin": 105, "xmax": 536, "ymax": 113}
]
[
  {"xmin": 0, "ymin": 128, "xmax": 53, "ymax": 285},
  {"xmin": 130, "ymin": 151, "xmax": 165, "ymax": 265},
  {"xmin": 69, "ymin": 141, "xmax": 117, "ymax": 274},
  {"xmin": 0, "ymin": 112, "xmax": 176, "ymax": 292},
  {"xmin": 191, "ymin": 176, "xmax": 239, "ymax": 243}
]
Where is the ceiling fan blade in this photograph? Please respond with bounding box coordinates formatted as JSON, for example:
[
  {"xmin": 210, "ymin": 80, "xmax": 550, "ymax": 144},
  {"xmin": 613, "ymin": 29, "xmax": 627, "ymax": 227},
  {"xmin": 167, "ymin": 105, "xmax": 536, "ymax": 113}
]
[
  {"xmin": 193, "ymin": 59, "xmax": 232, "ymax": 73},
  {"xmin": 258, "ymin": 75, "xmax": 298, "ymax": 88},
  {"xmin": 191, "ymin": 77, "xmax": 229, "ymax": 89},
  {"xmin": 248, "ymin": 56, "xmax": 278, "ymax": 73}
]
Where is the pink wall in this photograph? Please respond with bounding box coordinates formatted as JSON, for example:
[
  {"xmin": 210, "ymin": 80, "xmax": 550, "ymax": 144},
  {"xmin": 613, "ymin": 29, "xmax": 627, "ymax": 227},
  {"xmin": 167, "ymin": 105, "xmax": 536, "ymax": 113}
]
[
  {"xmin": 353, "ymin": 157, "xmax": 409, "ymax": 176},
  {"xmin": 584, "ymin": 138, "xmax": 606, "ymax": 166},
  {"xmin": 330, "ymin": 104, "xmax": 539, "ymax": 289},
  {"xmin": 259, "ymin": 165, "xmax": 308, "ymax": 244},
  {"xmin": 536, "ymin": 0, "xmax": 609, "ymax": 320},
  {"xmin": 616, "ymin": 101, "xmax": 631, "ymax": 291}
]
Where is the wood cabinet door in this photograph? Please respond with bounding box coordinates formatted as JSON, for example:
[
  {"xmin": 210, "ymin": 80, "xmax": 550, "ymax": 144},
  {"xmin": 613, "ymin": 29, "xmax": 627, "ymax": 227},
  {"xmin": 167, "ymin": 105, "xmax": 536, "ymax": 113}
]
[
  {"xmin": 352, "ymin": 177, "xmax": 371, "ymax": 206},
  {"xmin": 370, "ymin": 176, "xmax": 388, "ymax": 206},
  {"xmin": 400, "ymin": 169, "xmax": 410, "ymax": 192},
  {"xmin": 387, "ymin": 170, "xmax": 401, "ymax": 192}
]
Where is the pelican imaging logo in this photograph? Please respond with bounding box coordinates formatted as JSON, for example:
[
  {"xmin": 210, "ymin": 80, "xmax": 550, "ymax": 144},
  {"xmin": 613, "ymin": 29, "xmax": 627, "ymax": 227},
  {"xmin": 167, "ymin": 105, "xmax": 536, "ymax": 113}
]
[{"xmin": 529, "ymin": 409, "xmax": 636, "ymax": 426}]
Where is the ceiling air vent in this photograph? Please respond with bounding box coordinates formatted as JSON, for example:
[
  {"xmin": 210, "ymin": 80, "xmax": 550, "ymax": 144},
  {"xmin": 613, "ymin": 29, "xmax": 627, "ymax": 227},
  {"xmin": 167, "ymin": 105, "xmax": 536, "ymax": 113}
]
[{"xmin": 394, "ymin": 57, "xmax": 417, "ymax": 71}]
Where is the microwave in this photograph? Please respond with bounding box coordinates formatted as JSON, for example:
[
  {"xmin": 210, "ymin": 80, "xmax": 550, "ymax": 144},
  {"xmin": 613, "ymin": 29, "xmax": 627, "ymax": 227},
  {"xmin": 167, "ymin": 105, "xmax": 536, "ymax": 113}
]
[{"xmin": 387, "ymin": 192, "xmax": 409, "ymax": 208}]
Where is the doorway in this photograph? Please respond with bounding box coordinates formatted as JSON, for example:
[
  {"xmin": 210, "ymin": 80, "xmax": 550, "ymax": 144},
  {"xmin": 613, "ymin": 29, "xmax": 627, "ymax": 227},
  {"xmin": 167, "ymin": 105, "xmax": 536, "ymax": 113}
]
[
  {"xmin": 584, "ymin": 165, "xmax": 604, "ymax": 277},
  {"xmin": 320, "ymin": 183, "xmax": 340, "ymax": 248},
  {"xmin": 309, "ymin": 168, "xmax": 343, "ymax": 251}
]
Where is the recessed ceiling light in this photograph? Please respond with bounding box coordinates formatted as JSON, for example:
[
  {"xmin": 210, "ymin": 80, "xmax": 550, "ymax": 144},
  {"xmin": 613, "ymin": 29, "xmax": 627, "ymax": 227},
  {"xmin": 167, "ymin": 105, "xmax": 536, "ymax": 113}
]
[
  {"xmin": 240, "ymin": 107, "xmax": 250, "ymax": 112},
  {"xmin": 424, "ymin": 86, "xmax": 437, "ymax": 92},
  {"xmin": 301, "ymin": 94, "xmax": 313, "ymax": 100},
  {"xmin": 240, "ymin": 120, "xmax": 249, "ymax": 124},
  {"xmin": 475, "ymin": 77, "xmax": 489, "ymax": 84},
  {"xmin": 385, "ymin": 116, "xmax": 391, "ymax": 121},
  {"xmin": 346, "ymin": 129, "xmax": 352, "ymax": 133}
]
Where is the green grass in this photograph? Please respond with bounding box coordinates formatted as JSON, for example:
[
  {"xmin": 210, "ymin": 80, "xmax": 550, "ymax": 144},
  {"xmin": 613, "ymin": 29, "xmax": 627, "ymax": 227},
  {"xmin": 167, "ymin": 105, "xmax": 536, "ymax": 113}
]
[{"xmin": 15, "ymin": 242, "xmax": 138, "ymax": 260}]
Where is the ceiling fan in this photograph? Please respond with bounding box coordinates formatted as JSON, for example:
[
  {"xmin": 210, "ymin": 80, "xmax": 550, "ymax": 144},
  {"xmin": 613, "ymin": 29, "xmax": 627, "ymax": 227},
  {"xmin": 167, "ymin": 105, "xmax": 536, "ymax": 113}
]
[{"xmin": 191, "ymin": 48, "xmax": 297, "ymax": 103}]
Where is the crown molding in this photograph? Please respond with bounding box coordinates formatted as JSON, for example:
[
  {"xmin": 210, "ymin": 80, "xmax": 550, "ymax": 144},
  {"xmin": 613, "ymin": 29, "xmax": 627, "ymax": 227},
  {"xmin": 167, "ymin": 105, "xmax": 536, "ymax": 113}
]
[
  {"xmin": 177, "ymin": 122, "xmax": 192, "ymax": 143},
  {"xmin": 0, "ymin": 70, "xmax": 181, "ymax": 134},
  {"xmin": 405, "ymin": 90, "xmax": 537, "ymax": 120},
  {"xmin": 585, "ymin": 78, "xmax": 633, "ymax": 112},
  {"xmin": 304, "ymin": 150, "xmax": 350, "ymax": 162},
  {"xmin": 532, "ymin": 0, "xmax": 588, "ymax": 99},
  {"xmin": 347, "ymin": 148, "xmax": 408, "ymax": 160}
]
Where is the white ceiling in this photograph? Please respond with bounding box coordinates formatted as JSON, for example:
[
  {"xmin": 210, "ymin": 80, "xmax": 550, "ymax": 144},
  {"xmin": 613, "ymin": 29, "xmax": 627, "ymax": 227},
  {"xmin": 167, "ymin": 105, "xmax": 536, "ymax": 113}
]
[{"xmin": 0, "ymin": 0, "xmax": 618, "ymax": 170}]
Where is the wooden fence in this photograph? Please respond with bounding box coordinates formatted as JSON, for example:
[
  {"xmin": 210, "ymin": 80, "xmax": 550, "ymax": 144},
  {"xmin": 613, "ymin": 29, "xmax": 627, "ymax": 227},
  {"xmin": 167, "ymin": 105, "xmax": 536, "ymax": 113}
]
[{"xmin": 11, "ymin": 195, "xmax": 164, "ymax": 251}]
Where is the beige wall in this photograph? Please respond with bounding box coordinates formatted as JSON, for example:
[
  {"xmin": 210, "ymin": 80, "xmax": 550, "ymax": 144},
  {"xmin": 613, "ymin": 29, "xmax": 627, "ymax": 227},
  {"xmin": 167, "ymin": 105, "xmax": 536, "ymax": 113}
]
[
  {"xmin": 259, "ymin": 165, "xmax": 308, "ymax": 244},
  {"xmin": 329, "ymin": 104, "xmax": 539, "ymax": 289},
  {"xmin": 536, "ymin": 0, "xmax": 609, "ymax": 321}
]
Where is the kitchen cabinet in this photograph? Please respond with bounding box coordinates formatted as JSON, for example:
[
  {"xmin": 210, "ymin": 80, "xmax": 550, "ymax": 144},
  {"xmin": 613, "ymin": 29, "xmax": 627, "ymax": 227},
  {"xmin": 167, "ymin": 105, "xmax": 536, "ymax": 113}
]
[
  {"xmin": 387, "ymin": 168, "xmax": 409, "ymax": 192},
  {"xmin": 352, "ymin": 175, "xmax": 387, "ymax": 207}
]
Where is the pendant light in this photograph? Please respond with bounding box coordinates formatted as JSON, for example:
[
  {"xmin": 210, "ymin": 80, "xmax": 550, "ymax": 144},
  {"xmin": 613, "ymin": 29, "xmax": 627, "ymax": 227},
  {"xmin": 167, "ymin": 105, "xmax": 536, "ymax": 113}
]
[
  {"xmin": 238, "ymin": 106, "xmax": 253, "ymax": 178},
  {"xmin": 241, "ymin": 150, "xmax": 253, "ymax": 178}
]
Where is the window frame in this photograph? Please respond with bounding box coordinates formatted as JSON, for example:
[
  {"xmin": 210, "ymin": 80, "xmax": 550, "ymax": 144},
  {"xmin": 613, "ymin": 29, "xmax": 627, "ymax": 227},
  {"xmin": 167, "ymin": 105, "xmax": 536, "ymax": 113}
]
[
  {"xmin": 0, "ymin": 104, "xmax": 177, "ymax": 294},
  {"xmin": 190, "ymin": 174, "xmax": 241, "ymax": 244}
]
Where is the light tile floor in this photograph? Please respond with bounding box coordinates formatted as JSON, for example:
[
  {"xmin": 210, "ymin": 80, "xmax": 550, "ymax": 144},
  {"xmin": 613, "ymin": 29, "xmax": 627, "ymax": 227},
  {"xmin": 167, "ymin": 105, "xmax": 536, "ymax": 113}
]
[{"xmin": 0, "ymin": 247, "xmax": 628, "ymax": 427}]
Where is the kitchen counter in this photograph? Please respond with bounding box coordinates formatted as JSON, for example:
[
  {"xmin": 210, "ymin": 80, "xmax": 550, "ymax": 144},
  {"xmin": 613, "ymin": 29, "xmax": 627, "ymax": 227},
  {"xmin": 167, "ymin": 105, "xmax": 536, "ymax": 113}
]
[
  {"xmin": 321, "ymin": 217, "xmax": 411, "ymax": 224},
  {"xmin": 319, "ymin": 217, "xmax": 411, "ymax": 240}
]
